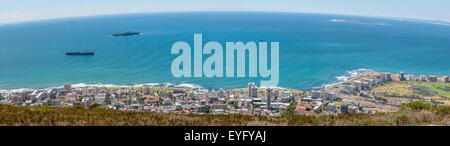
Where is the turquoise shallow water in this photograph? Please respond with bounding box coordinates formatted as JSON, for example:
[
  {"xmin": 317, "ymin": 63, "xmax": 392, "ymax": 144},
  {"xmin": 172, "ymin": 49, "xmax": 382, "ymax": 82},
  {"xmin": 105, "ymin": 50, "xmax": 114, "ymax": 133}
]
[{"xmin": 0, "ymin": 12, "xmax": 449, "ymax": 90}]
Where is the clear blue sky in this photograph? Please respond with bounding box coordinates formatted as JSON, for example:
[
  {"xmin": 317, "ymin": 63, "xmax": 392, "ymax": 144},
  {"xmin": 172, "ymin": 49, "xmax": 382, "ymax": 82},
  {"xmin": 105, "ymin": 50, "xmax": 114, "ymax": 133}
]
[{"xmin": 1, "ymin": 0, "xmax": 449, "ymax": 24}]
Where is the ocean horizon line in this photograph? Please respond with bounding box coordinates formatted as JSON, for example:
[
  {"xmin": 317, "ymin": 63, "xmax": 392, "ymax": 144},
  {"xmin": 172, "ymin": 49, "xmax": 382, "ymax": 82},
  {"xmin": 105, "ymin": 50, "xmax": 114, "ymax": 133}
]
[{"xmin": 2, "ymin": 11, "xmax": 449, "ymax": 27}]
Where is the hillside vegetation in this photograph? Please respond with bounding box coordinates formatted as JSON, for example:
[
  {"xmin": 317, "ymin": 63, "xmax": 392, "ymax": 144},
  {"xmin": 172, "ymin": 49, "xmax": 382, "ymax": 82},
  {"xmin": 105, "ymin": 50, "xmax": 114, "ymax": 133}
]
[{"xmin": 0, "ymin": 103, "xmax": 448, "ymax": 126}]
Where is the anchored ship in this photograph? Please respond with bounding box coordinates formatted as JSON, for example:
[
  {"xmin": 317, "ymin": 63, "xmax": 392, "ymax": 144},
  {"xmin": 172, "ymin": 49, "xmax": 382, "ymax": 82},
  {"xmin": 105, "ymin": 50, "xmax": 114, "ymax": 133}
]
[
  {"xmin": 66, "ymin": 50, "xmax": 94, "ymax": 55},
  {"xmin": 112, "ymin": 31, "xmax": 140, "ymax": 36}
]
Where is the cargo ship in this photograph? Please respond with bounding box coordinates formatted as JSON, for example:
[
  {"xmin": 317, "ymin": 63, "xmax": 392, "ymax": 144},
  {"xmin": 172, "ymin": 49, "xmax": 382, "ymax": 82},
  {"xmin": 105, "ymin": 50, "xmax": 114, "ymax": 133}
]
[
  {"xmin": 66, "ymin": 51, "xmax": 94, "ymax": 55},
  {"xmin": 112, "ymin": 31, "xmax": 140, "ymax": 36}
]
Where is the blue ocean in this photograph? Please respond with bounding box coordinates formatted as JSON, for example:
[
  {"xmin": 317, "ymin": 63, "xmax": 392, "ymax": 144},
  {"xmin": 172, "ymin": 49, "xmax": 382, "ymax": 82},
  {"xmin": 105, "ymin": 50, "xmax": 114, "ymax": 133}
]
[{"xmin": 0, "ymin": 12, "xmax": 449, "ymax": 90}]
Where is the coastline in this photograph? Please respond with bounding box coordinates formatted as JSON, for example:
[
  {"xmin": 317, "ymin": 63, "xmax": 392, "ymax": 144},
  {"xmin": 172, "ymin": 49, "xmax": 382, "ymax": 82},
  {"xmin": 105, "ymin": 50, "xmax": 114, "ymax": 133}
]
[
  {"xmin": 0, "ymin": 68, "xmax": 445, "ymax": 93},
  {"xmin": 0, "ymin": 82, "xmax": 204, "ymax": 93},
  {"xmin": 319, "ymin": 68, "xmax": 372, "ymax": 89},
  {"xmin": 0, "ymin": 68, "xmax": 372, "ymax": 93},
  {"xmin": 1, "ymin": 69, "xmax": 449, "ymax": 117},
  {"xmin": 0, "ymin": 69, "xmax": 446, "ymax": 94}
]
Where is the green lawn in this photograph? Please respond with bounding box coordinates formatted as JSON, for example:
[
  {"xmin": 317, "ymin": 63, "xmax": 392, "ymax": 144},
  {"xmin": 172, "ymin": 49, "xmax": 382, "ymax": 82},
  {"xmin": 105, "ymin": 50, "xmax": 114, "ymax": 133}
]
[
  {"xmin": 408, "ymin": 82, "xmax": 450, "ymax": 98},
  {"xmin": 371, "ymin": 82, "xmax": 424, "ymax": 98}
]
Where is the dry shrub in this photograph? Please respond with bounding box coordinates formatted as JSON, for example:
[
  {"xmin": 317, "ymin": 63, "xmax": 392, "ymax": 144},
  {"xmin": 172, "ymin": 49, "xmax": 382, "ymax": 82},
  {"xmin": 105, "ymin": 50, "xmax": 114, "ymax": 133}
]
[{"xmin": 0, "ymin": 104, "xmax": 448, "ymax": 126}]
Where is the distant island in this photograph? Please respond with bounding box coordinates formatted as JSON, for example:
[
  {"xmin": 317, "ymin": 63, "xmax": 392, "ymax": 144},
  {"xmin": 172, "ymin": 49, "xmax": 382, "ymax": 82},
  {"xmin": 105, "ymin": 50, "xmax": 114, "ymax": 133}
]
[{"xmin": 330, "ymin": 19, "xmax": 386, "ymax": 25}]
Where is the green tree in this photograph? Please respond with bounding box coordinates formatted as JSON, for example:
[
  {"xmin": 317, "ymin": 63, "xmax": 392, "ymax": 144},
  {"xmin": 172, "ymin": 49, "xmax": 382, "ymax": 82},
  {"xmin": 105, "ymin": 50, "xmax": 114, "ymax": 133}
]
[
  {"xmin": 88, "ymin": 103, "xmax": 102, "ymax": 110},
  {"xmin": 73, "ymin": 103, "xmax": 83, "ymax": 109},
  {"xmin": 282, "ymin": 102, "xmax": 297, "ymax": 117},
  {"xmin": 401, "ymin": 101, "xmax": 431, "ymax": 111},
  {"xmin": 205, "ymin": 106, "xmax": 211, "ymax": 114}
]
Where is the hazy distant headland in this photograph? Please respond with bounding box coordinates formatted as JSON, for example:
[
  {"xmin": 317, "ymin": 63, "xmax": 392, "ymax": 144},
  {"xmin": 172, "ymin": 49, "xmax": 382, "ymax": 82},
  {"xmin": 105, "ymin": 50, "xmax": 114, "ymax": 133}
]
[{"xmin": 330, "ymin": 19, "xmax": 386, "ymax": 25}]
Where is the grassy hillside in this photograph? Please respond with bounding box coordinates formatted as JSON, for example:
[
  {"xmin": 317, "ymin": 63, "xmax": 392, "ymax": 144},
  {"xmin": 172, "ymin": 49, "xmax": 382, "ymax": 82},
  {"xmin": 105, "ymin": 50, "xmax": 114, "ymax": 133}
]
[{"xmin": 0, "ymin": 104, "xmax": 448, "ymax": 126}]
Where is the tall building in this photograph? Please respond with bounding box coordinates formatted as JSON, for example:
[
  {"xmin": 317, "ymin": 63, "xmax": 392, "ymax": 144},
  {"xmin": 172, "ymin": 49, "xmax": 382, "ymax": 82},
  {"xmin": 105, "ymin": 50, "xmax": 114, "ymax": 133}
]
[
  {"xmin": 239, "ymin": 89, "xmax": 247, "ymax": 107},
  {"xmin": 130, "ymin": 85, "xmax": 136, "ymax": 94},
  {"xmin": 353, "ymin": 80, "xmax": 362, "ymax": 90},
  {"xmin": 323, "ymin": 92, "xmax": 336, "ymax": 101},
  {"xmin": 218, "ymin": 88, "xmax": 225, "ymax": 98},
  {"xmin": 311, "ymin": 91, "xmax": 321, "ymax": 99},
  {"xmin": 143, "ymin": 85, "xmax": 153, "ymax": 95},
  {"xmin": 399, "ymin": 72, "xmax": 406, "ymax": 81},
  {"xmin": 248, "ymin": 82, "xmax": 257, "ymax": 98},
  {"xmin": 420, "ymin": 75, "xmax": 428, "ymax": 82},
  {"xmin": 266, "ymin": 88, "xmax": 272, "ymax": 109},
  {"xmin": 428, "ymin": 76, "xmax": 437, "ymax": 82},
  {"xmin": 64, "ymin": 84, "xmax": 72, "ymax": 92},
  {"xmin": 378, "ymin": 72, "xmax": 392, "ymax": 82},
  {"xmin": 406, "ymin": 74, "xmax": 415, "ymax": 81},
  {"xmin": 341, "ymin": 103, "xmax": 349, "ymax": 113}
]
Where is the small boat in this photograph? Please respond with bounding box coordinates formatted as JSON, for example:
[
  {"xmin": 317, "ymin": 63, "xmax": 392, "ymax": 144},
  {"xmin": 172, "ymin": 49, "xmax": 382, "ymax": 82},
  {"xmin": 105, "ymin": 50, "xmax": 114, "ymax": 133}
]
[
  {"xmin": 112, "ymin": 31, "xmax": 140, "ymax": 36},
  {"xmin": 66, "ymin": 50, "xmax": 94, "ymax": 55}
]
